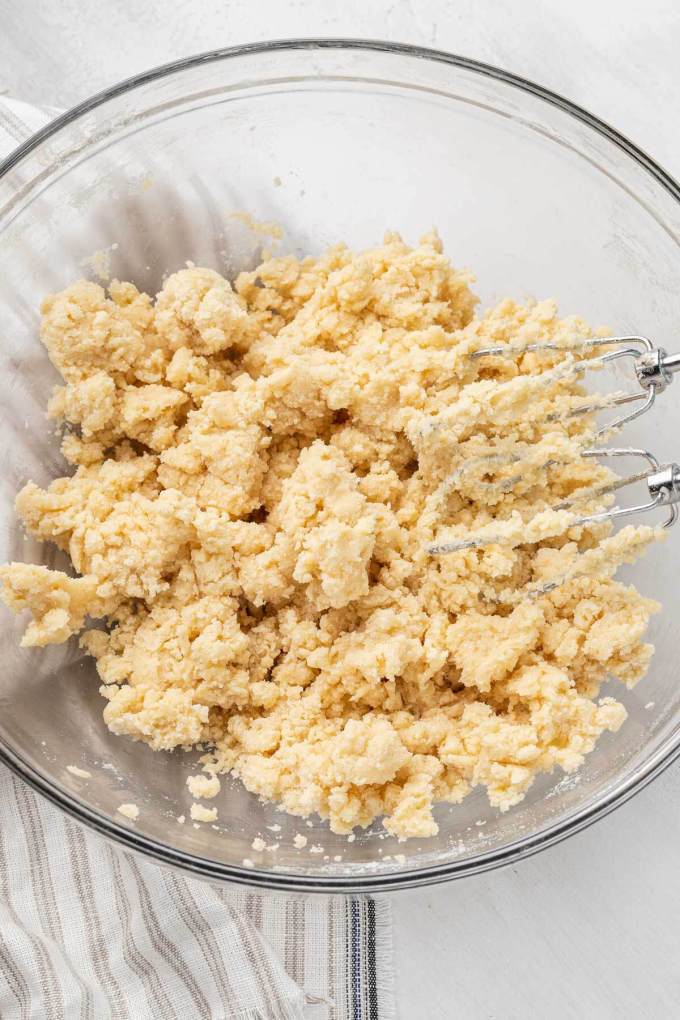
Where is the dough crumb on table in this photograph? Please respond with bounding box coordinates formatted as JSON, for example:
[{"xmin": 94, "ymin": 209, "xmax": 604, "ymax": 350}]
[{"xmin": 0, "ymin": 232, "xmax": 661, "ymax": 839}]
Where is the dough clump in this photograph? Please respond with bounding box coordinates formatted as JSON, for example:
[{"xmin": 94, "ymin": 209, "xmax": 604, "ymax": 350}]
[{"xmin": 0, "ymin": 235, "xmax": 660, "ymax": 837}]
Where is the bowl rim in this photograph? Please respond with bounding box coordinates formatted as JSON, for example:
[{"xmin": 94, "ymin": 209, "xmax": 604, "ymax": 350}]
[{"xmin": 2, "ymin": 37, "xmax": 680, "ymax": 893}]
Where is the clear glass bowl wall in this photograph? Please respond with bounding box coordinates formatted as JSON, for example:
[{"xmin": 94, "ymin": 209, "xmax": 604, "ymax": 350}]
[{"xmin": 1, "ymin": 41, "xmax": 679, "ymax": 892}]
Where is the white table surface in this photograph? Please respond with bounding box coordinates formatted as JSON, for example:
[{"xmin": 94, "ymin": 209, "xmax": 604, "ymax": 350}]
[{"xmin": 3, "ymin": 2, "xmax": 680, "ymax": 1016}]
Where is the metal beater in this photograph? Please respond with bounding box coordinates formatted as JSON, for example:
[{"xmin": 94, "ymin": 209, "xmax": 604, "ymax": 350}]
[{"xmin": 427, "ymin": 335, "xmax": 680, "ymax": 556}]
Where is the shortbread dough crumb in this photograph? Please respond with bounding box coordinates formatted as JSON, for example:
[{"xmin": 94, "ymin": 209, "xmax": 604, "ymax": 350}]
[
  {"xmin": 190, "ymin": 803, "xmax": 218, "ymax": 823},
  {"xmin": 186, "ymin": 773, "xmax": 221, "ymax": 799},
  {"xmin": 66, "ymin": 765, "xmax": 92, "ymax": 779},
  {"xmin": 0, "ymin": 232, "xmax": 661, "ymax": 839},
  {"xmin": 251, "ymin": 837, "xmax": 266, "ymax": 851},
  {"xmin": 117, "ymin": 803, "xmax": 139, "ymax": 820},
  {"xmin": 293, "ymin": 834, "xmax": 308, "ymax": 849}
]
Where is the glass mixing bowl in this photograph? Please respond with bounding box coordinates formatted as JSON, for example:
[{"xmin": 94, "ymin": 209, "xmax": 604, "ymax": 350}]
[{"xmin": 1, "ymin": 40, "xmax": 679, "ymax": 893}]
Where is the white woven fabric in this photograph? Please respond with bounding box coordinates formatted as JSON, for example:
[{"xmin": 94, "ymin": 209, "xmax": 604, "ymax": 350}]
[{"xmin": 0, "ymin": 95, "xmax": 394, "ymax": 1020}]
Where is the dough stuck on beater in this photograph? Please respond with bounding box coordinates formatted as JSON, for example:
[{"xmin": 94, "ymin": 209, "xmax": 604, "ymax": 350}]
[{"xmin": 0, "ymin": 234, "xmax": 661, "ymax": 838}]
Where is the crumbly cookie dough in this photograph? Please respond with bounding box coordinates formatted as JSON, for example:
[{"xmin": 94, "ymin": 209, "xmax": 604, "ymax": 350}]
[
  {"xmin": 0, "ymin": 233, "xmax": 661, "ymax": 838},
  {"xmin": 186, "ymin": 773, "xmax": 221, "ymax": 799},
  {"xmin": 117, "ymin": 803, "xmax": 139, "ymax": 821},
  {"xmin": 190, "ymin": 803, "xmax": 218, "ymax": 823}
]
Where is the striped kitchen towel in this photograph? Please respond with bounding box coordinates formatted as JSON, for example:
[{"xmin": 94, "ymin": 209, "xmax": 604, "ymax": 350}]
[{"xmin": 0, "ymin": 95, "xmax": 394, "ymax": 1020}]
